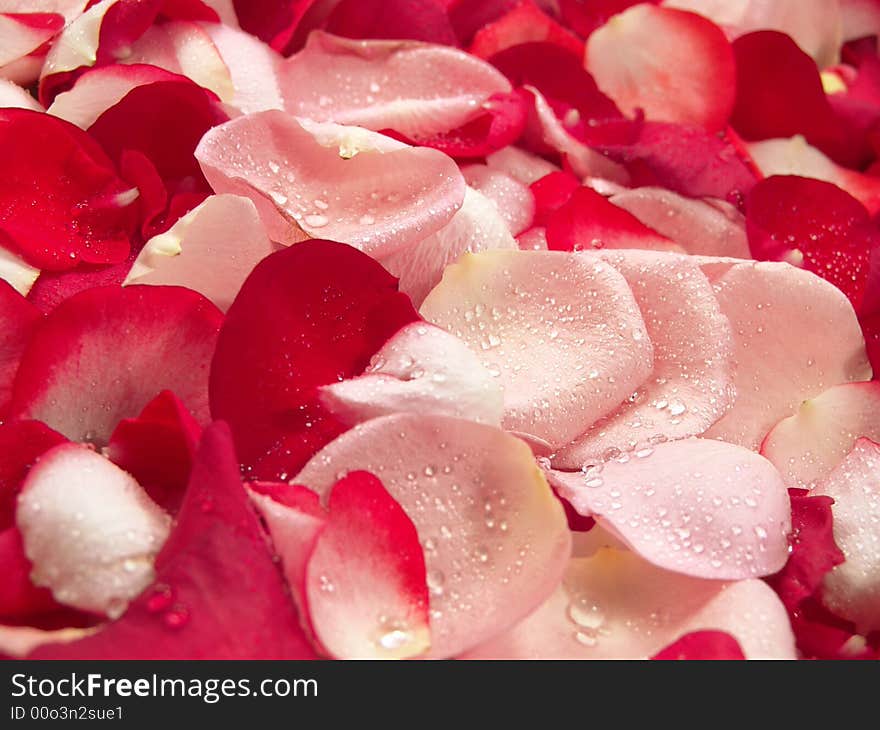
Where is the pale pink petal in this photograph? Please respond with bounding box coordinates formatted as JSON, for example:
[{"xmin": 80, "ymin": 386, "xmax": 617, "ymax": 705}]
[
  {"xmin": 761, "ymin": 382, "xmax": 880, "ymax": 490},
  {"xmin": 485, "ymin": 145, "xmax": 560, "ymax": 186},
  {"xmin": 586, "ymin": 5, "xmax": 736, "ymax": 131},
  {"xmin": 201, "ymin": 21, "xmax": 284, "ymax": 114},
  {"xmin": 420, "ymin": 250, "xmax": 654, "ymax": 449},
  {"xmin": 609, "ymin": 187, "xmax": 751, "ymax": 258},
  {"xmin": 122, "ymin": 21, "xmax": 233, "ymax": 101},
  {"xmin": 40, "ymin": 0, "xmax": 115, "ymax": 85},
  {"xmin": 0, "ymin": 1, "xmax": 87, "ymax": 23},
  {"xmin": 549, "ymin": 437, "xmax": 791, "ymax": 579},
  {"xmin": 380, "ymin": 186, "xmax": 517, "ymax": 306},
  {"xmin": 814, "ymin": 437, "xmax": 880, "ymax": 633},
  {"xmin": 48, "ymin": 63, "xmax": 186, "ymax": 129},
  {"xmin": 0, "ymin": 247, "xmax": 40, "ymax": 295},
  {"xmin": 462, "ymin": 164, "xmax": 535, "ymax": 236},
  {"xmin": 463, "ymin": 547, "xmax": 796, "ymax": 659},
  {"xmin": 292, "ymin": 413, "xmax": 572, "ymax": 658},
  {"xmin": 0, "ymin": 56, "xmax": 43, "ymax": 86},
  {"xmin": 523, "ymin": 86, "xmax": 629, "ymax": 182},
  {"xmin": 0, "ymin": 78, "xmax": 43, "ymax": 111},
  {"xmin": 195, "ymin": 111, "xmax": 465, "ymax": 255},
  {"xmin": 664, "ymin": 0, "xmax": 843, "ymax": 68},
  {"xmin": 123, "ymin": 194, "xmax": 279, "ymax": 312},
  {"xmin": 320, "ymin": 322, "xmax": 504, "ymax": 427},
  {"xmin": 0, "ymin": 625, "xmax": 97, "ymax": 659},
  {"xmin": 702, "ymin": 261, "xmax": 872, "ymax": 449},
  {"xmin": 747, "ymin": 136, "xmax": 880, "ymax": 215},
  {"xmin": 281, "ymin": 31, "xmax": 510, "ymax": 139},
  {"xmin": 16, "ymin": 443, "xmax": 171, "ymax": 618},
  {"xmin": 554, "ymin": 250, "xmax": 734, "ymax": 467},
  {"xmin": 517, "ymin": 226, "xmax": 548, "ymax": 251}
]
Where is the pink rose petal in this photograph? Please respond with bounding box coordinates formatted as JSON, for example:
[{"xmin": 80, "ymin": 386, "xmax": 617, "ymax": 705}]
[
  {"xmin": 549, "ymin": 437, "xmax": 791, "ymax": 580},
  {"xmin": 701, "ymin": 261, "xmax": 872, "ymax": 450},
  {"xmin": 585, "ymin": 4, "xmax": 736, "ymax": 131},
  {"xmin": 609, "ymin": 187, "xmax": 751, "ymax": 258},
  {"xmin": 293, "ymin": 413, "xmax": 571, "ymax": 658},
  {"xmin": 0, "ymin": 78, "xmax": 44, "ymax": 110},
  {"xmin": 9, "ymin": 285, "xmax": 222, "ymax": 445},
  {"xmin": 420, "ymin": 250, "xmax": 654, "ymax": 449},
  {"xmin": 463, "ymin": 546, "xmax": 796, "ymax": 659},
  {"xmin": 554, "ymin": 250, "xmax": 734, "ymax": 467},
  {"xmin": 281, "ymin": 31, "xmax": 510, "ymax": 139},
  {"xmin": 461, "ymin": 163, "xmax": 535, "ymax": 236},
  {"xmin": 124, "ymin": 194, "xmax": 278, "ymax": 312},
  {"xmin": 320, "ymin": 322, "xmax": 504, "ymax": 427},
  {"xmin": 195, "ymin": 110, "xmax": 465, "ymax": 255},
  {"xmin": 814, "ymin": 438, "xmax": 880, "ymax": 633}
]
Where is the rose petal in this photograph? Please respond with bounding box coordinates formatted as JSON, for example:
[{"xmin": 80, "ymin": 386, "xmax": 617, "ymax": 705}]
[
  {"xmin": 665, "ymin": 0, "xmax": 843, "ymax": 68},
  {"xmin": 209, "ymin": 241, "xmax": 419, "ymax": 479},
  {"xmin": 17, "ymin": 443, "xmax": 171, "ymax": 618},
  {"xmin": 124, "ymin": 194, "xmax": 278, "ymax": 312},
  {"xmin": 814, "ymin": 438, "xmax": 880, "ymax": 633},
  {"xmin": 195, "ymin": 111, "xmax": 465, "ymax": 255},
  {"xmin": 609, "ymin": 187, "xmax": 751, "ymax": 258},
  {"xmin": 486, "ymin": 144, "xmax": 560, "ymax": 185},
  {"xmin": 545, "ymin": 186, "xmax": 680, "ymax": 252},
  {"xmin": 550, "ymin": 437, "xmax": 791, "ymax": 579},
  {"xmin": 324, "ymin": 0, "xmax": 456, "ymax": 45},
  {"xmin": 0, "ymin": 12, "xmax": 63, "ymax": 69},
  {"xmin": 0, "ymin": 108, "xmax": 137, "ymax": 271},
  {"xmin": 652, "ymin": 630, "xmax": 746, "ymax": 660},
  {"xmin": 420, "ymin": 249, "xmax": 654, "ymax": 449},
  {"xmin": 701, "ymin": 261, "xmax": 871, "ymax": 450},
  {"xmin": 553, "ymin": 250, "xmax": 734, "ymax": 467},
  {"xmin": 746, "ymin": 175, "xmax": 880, "ymax": 313},
  {"xmin": 292, "ymin": 413, "xmax": 571, "ymax": 658},
  {"xmin": 29, "ymin": 423, "xmax": 320, "ymax": 659},
  {"xmin": 106, "ymin": 390, "xmax": 202, "ymax": 514},
  {"xmin": 380, "ymin": 186, "xmax": 518, "ymax": 307},
  {"xmin": 255, "ymin": 471, "xmax": 430, "ymax": 659},
  {"xmin": 748, "ymin": 136, "xmax": 880, "ymax": 216},
  {"xmin": 10, "ymin": 285, "xmax": 222, "ymax": 445},
  {"xmin": 320, "ymin": 322, "xmax": 504, "ymax": 427},
  {"xmin": 463, "ymin": 546, "xmax": 796, "ymax": 659},
  {"xmin": 585, "ymin": 5, "xmax": 735, "ymax": 132},
  {"xmin": 761, "ymin": 382, "xmax": 880, "ymax": 491},
  {"xmin": 0, "ymin": 78, "xmax": 44, "ymax": 111},
  {"xmin": 281, "ymin": 31, "xmax": 510, "ymax": 140},
  {"xmin": 0, "ymin": 281, "xmax": 40, "ymax": 416},
  {"xmin": 201, "ymin": 19, "xmax": 285, "ymax": 114},
  {"xmin": 559, "ymin": 0, "xmax": 658, "ymax": 39},
  {"xmin": 461, "ymin": 164, "xmax": 535, "ymax": 236}
]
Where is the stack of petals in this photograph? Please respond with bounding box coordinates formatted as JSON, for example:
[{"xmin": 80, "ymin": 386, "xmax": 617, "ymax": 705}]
[{"xmin": 1, "ymin": 0, "xmax": 879, "ymax": 661}]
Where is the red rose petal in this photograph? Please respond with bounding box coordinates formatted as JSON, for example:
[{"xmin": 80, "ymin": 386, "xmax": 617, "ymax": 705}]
[
  {"xmin": 549, "ymin": 437, "xmax": 791, "ymax": 580},
  {"xmin": 325, "ymin": 0, "xmax": 456, "ymax": 45},
  {"xmin": 0, "ymin": 281, "xmax": 40, "ymax": 416},
  {"xmin": 254, "ymin": 471, "xmax": 430, "ymax": 659},
  {"xmin": 469, "ymin": 0, "xmax": 584, "ymax": 60},
  {"xmin": 209, "ymin": 241, "xmax": 419, "ymax": 479},
  {"xmin": 10, "ymin": 285, "xmax": 222, "ymax": 445},
  {"xmin": 0, "ymin": 108, "xmax": 137, "ymax": 271},
  {"xmin": 761, "ymin": 382, "xmax": 880, "ymax": 491},
  {"xmin": 531, "ymin": 170, "xmax": 580, "ymax": 227},
  {"xmin": 585, "ymin": 5, "xmax": 735, "ymax": 132},
  {"xmin": 560, "ymin": 0, "xmax": 659, "ymax": 39},
  {"xmin": 545, "ymin": 186, "xmax": 678, "ymax": 252},
  {"xmin": 731, "ymin": 31, "xmax": 867, "ymax": 168},
  {"xmin": 652, "ymin": 631, "xmax": 746, "ymax": 660},
  {"xmin": 107, "ymin": 390, "xmax": 202, "ymax": 514},
  {"xmin": 29, "ymin": 422, "xmax": 319, "ymax": 659}
]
